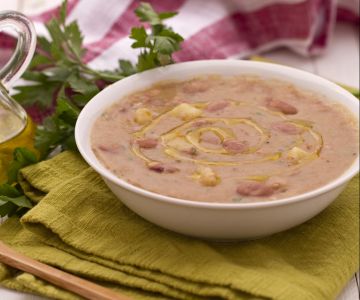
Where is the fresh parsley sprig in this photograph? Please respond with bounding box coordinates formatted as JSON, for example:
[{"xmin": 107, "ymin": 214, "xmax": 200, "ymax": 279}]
[
  {"xmin": 131, "ymin": 3, "xmax": 183, "ymax": 71},
  {"xmin": 0, "ymin": 1, "xmax": 183, "ymax": 217},
  {"xmin": 13, "ymin": 0, "xmax": 183, "ymax": 159}
]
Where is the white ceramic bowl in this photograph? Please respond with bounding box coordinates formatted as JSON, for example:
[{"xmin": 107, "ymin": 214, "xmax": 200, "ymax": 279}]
[{"xmin": 75, "ymin": 60, "xmax": 359, "ymax": 240}]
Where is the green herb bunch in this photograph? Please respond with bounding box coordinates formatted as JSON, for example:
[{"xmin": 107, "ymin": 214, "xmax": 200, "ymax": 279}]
[
  {"xmin": 0, "ymin": 1, "xmax": 183, "ymax": 217},
  {"xmin": 14, "ymin": 0, "xmax": 183, "ymax": 159}
]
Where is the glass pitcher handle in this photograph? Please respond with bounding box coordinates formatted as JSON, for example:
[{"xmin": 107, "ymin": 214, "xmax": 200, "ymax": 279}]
[
  {"xmin": 0, "ymin": 11, "xmax": 36, "ymax": 126},
  {"xmin": 0, "ymin": 11, "xmax": 36, "ymax": 88}
]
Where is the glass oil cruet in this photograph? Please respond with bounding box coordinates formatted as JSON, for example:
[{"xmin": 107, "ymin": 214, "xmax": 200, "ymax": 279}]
[{"xmin": 0, "ymin": 11, "xmax": 36, "ymax": 182}]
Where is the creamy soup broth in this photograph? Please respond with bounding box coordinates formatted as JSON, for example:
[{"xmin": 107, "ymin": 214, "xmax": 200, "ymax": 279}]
[{"xmin": 91, "ymin": 75, "xmax": 359, "ymax": 203}]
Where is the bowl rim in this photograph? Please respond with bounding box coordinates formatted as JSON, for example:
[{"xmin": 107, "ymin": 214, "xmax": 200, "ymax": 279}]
[{"xmin": 75, "ymin": 59, "xmax": 359, "ymax": 210}]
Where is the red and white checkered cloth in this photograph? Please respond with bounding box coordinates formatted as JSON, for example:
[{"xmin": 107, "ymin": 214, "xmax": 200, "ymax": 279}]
[
  {"xmin": 0, "ymin": 0, "xmax": 359, "ymax": 121},
  {"xmin": 2, "ymin": 0, "xmax": 359, "ymax": 67}
]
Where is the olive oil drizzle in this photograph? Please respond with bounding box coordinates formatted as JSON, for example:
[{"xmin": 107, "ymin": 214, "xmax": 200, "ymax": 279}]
[{"xmin": 130, "ymin": 102, "xmax": 323, "ymax": 169}]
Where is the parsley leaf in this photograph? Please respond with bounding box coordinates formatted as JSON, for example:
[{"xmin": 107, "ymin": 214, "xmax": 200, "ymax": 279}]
[
  {"xmin": 130, "ymin": 27, "xmax": 148, "ymax": 48},
  {"xmin": 68, "ymin": 73, "xmax": 99, "ymax": 96},
  {"xmin": 0, "ymin": 195, "xmax": 32, "ymax": 210},
  {"xmin": 0, "ymin": 193, "xmax": 33, "ymax": 217},
  {"xmin": 65, "ymin": 21, "xmax": 84, "ymax": 59},
  {"xmin": 35, "ymin": 98, "xmax": 79, "ymax": 158},
  {"xmin": 118, "ymin": 60, "xmax": 137, "ymax": 76},
  {"xmin": 137, "ymin": 51, "xmax": 158, "ymax": 71},
  {"xmin": 130, "ymin": 2, "xmax": 184, "ymax": 71},
  {"xmin": 135, "ymin": 2, "xmax": 178, "ymax": 25},
  {"xmin": 7, "ymin": 148, "xmax": 38, "ymax": 184},
  {"xmin": 135, "ymin": 2, "xmax": 162, "ymax": 25}
]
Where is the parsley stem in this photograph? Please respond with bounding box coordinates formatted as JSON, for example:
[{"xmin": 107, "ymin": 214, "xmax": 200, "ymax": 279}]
[{"xmin": 81, "ymin": 67, "xmax": 124, "ymax": 82}]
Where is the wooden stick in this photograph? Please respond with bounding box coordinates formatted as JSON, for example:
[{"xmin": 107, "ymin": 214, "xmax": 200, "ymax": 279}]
[{"xmin": 0, "ymin": 241, "xmax": 131, "ymax": 300}]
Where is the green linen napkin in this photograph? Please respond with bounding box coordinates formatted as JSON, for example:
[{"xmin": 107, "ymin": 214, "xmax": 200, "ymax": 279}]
[{"xmin": 0, "ymin": 151, "xmax": 358, "ymax": 300}]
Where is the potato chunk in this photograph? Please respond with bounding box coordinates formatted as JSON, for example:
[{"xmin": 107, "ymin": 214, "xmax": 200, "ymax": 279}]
[
  {"xmin": 134, "ymin": 108, "xmax": 153, "ymax": 125},
  {"xmin": 171, "ymin": 103, "xmax": 202, "ymax": 121},
  {"xmin": 195, "ymin": 166, "xmax": 220, "ymax": 187},
  {"xmin": 167, "ymin": 138, "xmax": 197, "ymax": 155},
  {"xmin": 287, "ymin": 147, "xmax": 314, "ymax": 164}
]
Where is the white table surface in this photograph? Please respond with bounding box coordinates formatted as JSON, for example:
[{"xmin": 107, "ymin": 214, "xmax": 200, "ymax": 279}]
[{"xmin": 0, "ymin": 1, "xmax": 359, "ymax": 299}]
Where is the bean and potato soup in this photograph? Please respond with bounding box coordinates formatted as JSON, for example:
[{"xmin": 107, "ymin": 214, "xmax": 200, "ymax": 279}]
[{"xmin": 91, "ymin": 75, "xmax": 359, "ymax": 203}]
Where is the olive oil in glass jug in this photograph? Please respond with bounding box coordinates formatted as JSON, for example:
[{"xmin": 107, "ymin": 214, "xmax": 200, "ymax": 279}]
[{"xmin": 0, "ymin": 11, "xmax": 37, "ymax": 183}]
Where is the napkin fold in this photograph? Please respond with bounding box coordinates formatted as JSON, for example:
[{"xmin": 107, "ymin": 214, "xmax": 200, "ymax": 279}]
[{"xmin": 0, "ymin": 151, "xmax": 358, "ymax": 300}]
